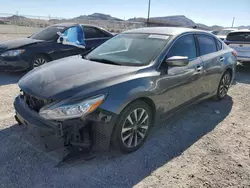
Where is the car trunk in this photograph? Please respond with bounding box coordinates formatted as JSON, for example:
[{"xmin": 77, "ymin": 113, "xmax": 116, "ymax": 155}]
[{"xmin": 226, "ymin": 32, "xmax": 250, "ymax": 58}]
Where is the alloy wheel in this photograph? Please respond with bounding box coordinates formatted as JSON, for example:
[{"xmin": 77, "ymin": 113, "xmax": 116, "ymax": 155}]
[
  {"xmin": 33, "ymin": 58, "xmax": 47, "ymax": 68},
  {"xmin": 219, "ymin": 73, "xmax": 231, "ymax": 98},
  {"xmin": 121, "ymin": 108, "xmax": 149, "ymax": 148}
]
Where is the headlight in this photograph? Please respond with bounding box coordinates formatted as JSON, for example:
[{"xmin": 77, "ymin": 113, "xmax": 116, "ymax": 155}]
[
  {"xmin": 39, "ymin": 94, "xmax": 106, "ymax": 120},
  {"xmin": 1, "ymin": 49, "xmax": 25, "ymax": 57}
]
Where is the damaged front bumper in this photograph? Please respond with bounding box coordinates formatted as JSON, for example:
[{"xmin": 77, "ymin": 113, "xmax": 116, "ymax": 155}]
[{"xmin": 14, "ymin": 95, "xmax": 118, "ymax": 152}]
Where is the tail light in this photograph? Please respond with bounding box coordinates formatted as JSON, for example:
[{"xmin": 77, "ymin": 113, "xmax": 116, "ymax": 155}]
[{"xmin": 232, "ymin": 50, "xmax": 238, "ymax": 57}]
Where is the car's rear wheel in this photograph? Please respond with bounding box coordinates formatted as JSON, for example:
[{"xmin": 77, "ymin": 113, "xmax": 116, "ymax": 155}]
[
  {"xmin": 215, "ymin": 71, "xmax": 231, "ymax": 100},
  {"xmin": 111, "ymin": 100, "xmax": 153, "ymax": 153},
  {"xmin": 31, "ymin": 55, "xmax": 50, "ymax": 69}
]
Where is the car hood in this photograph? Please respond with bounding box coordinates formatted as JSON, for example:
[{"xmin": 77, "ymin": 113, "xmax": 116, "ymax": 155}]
[
  {"xmin": 19, "ymin": 56, "xmax": 141, "ymax": 100},
  {"xmin": 0, "ymin": 38, "xmax": 43, "ymax": 51}
]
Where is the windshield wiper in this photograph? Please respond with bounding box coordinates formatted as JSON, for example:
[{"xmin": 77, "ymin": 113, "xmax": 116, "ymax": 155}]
[{"xmin": 88, "ymin": 58, "xmax": 121, "ymax": 65}]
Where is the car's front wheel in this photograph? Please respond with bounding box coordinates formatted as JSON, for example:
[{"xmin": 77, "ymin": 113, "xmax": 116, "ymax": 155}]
[
  {"xmin": 111, "ymin": 100, "xmax": 153, "ymax": 153},
  {"xmin": 31, "ymin": 55, "xmax": 50, "ymax": 69}
]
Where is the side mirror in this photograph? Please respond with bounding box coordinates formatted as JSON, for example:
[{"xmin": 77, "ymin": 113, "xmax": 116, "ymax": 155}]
[
  {"xmin": 165, "ymin": 56, "xmax": 189, "ymax": 67},
  {"xmin": 57, "ymin": 31, "xmax": 63, "ymax": 37},
  {"xmin": 57, "ymin": 32, "xmax": 65, "ymax": 43},
  {"xmin": 59, "ymin": 37, "xmax": 64, "ymax": 43}
]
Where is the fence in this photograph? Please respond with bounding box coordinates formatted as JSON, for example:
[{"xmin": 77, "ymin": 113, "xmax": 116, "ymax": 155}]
[{"xmin": 0, "ymin": 13, "xmax": 146, "ymax": 36}]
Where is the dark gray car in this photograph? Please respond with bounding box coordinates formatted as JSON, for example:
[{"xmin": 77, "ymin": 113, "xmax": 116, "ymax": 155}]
[{"xmin": 14, "ymin": 27, "xmax": 237, "ymax": 154}]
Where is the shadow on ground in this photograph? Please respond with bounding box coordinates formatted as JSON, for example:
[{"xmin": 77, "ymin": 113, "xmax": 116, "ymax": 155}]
[
  {"xmin": 0, "ymin": 71, "xmax": 25, "ymax": 86},
  {"xmin": 236, "ymin": 65, "xmax": 250, "ymax": 84},
  {"xmin": 0, "ymin": 96, "xmax": 233, "ymax": 188}
]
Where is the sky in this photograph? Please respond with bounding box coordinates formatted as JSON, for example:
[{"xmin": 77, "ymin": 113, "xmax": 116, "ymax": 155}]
[{"xmin": 0, "ymin": 0, "xmax": 249, "ymax": 27}]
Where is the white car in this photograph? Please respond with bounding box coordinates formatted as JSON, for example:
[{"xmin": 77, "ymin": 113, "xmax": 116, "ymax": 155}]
[
  {"xmin": 217, "ymin": 28, "xmax": 238, "ymax": 41},
  {"xmin": 225, "ymin": 30, "xmax": 250, "ymax": 62}
]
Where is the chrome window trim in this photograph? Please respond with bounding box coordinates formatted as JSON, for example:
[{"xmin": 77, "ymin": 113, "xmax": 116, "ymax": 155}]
[{"xmin": 85, "ymin": 37, "xmax": 111, "ymax": 41}]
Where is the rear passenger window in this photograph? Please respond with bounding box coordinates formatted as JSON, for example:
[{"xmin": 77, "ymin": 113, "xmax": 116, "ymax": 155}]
[
  {"xmin": 197, "ymin": 35, "xmax": 217, "ymax": 55},
  {"xmin": 167, "ymin": 35, "xmax": 197, "ymax": 60},
  {"xmin": 84, "ymin": 27, "xmax": 107, "ymax": 39},
  {"xmin": 216, "ymin": 40, "xmax": 222, "ymax": 50}
]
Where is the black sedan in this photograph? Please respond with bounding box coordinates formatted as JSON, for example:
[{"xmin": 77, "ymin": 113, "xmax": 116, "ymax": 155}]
[
  {"xmin": 0, "ymin": 23, "xmax": 113, "ymax": 71},
  {"xmin": 14, "ymin": 27, "xmax": 237, "ymax": 154}
]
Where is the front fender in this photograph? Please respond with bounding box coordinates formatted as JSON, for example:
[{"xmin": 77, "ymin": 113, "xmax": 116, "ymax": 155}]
[{"xmin": 100, "ymin": 77, "xmax": 155, "ymax": 114}]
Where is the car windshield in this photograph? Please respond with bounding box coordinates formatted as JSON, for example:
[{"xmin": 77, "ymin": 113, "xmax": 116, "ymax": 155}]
[
  {"xmin": 86, "ymin": 33, "xmax": 170, "ymax": 66},
  {"xmin": 217, "ymin": 30, "xmax": 234, "ymax": 36},
  {"xmin": 30, "ymin": 26, "xmax": 66, "ymax": 41}
]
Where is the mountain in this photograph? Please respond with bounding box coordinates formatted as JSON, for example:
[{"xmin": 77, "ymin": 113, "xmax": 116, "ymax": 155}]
[
  {"xmin": 152, "ymin": 15, "xmax": 195, "ymax": 26},
  {"xmin": 128, "ymin": 15, "xmax": 223, "ymax": 31},
  {"xmin": 73, "ymin": 13, "xmax": 123, "ymax": 21},
  {"xmin": 0, "ymin": 15, "xmax": 50, "ymax": 27},
  {"xmin": 1, "ymin": 13, "xmax": 248, "ymax": 32},
  {"xmin": 237, "ymin": 25, "xmax": 250, "ymax": 29}
]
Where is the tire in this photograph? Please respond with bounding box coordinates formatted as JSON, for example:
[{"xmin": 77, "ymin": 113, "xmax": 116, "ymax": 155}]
[
  {"xmin": 30, "ymin": 55, "xmax": 50, "ymax": 69},
  {"xmin": 214, "ymin": 71, "xmax": 231, "ymax": 100},
  {"xmin": 111, "ymin": 100, "xmax": 153, "ymax": 153}
]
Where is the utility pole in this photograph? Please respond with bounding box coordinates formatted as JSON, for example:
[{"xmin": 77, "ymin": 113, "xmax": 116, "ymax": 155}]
[
  {"xmin": 231, "ymin": 17, "xmax": 235, "ymax": 28},
  {"xmin": 15, "ymin": 11, "xmax": 18, "ymax": 34},
  {"xmin": 147, "ymin": 0, "xmax": 151, "ymax": 27}
]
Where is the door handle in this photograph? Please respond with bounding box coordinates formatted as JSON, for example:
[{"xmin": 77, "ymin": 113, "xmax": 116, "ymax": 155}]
[
  {"xmin": 196, "ymin": 65, "xmax": 203, "ymax": 72},
  {"xmin": 220, "ymin": 57, "xmax": 225, "ymax": 62}
]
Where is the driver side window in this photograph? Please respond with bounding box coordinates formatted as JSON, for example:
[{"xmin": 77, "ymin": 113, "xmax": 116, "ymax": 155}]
[{"xmin": 167, "ymin": 34, "xmax": 197, "ymax": 60}]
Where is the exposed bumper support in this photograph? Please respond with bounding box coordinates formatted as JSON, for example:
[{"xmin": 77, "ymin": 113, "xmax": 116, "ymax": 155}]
[{"xmin": 14, "ymin": 95, "xmax": 118, "ymax": 153}]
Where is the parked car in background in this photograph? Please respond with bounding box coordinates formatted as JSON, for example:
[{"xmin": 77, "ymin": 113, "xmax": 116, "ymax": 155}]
[
  {"xmin": 225, "ymin": 30, "xmax": 250, "ymax": 63},
  {"xmin": 211, "ymin": 30, "xmax": 220, "ymax": 35},
  {"xmin": 216, "ymin": 28, "xmax": 238, "ymax": 41},
  {"xmin": 14, "ymin": 27, "xmax": 237, "ymax": 154},
  {"xmin": 0, "ymin": 23, "xmax": 113, "ymax": 71}
]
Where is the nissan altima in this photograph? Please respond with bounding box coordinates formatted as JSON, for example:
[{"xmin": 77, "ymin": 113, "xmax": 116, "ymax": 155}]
[{"xmin": 14, "ymin": 27, "xmax": 237, "ymax": 154}]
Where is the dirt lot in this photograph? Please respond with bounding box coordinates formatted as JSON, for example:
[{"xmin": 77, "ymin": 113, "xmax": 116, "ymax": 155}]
[
  {"xmin": 0, "ymin": 25, "xmax": 39, "ymax": 41},
  {"xmin": 0, "ymin": 67, "xmax": 250, "ymax": 188},
  {"xmin": 0, "ymin": 25, "xmax": 40, "ymax": 35}
]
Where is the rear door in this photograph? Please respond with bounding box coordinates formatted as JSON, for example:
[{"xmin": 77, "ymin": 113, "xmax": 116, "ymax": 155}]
[
  {"xmin": 196, "ymin": 34, "xmax": 224, "ymax": 94},
  {"xmin": 227, "ymin": 32, "xmax": 250, "ymax": 59},
  {"xmin": 83, "ymin": 26, "xmax": 112, "ymax": 52}
]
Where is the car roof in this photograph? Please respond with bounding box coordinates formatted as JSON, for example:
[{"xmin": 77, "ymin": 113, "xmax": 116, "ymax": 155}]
[
  {"xmin": 51, "ymin": 23, "xmax": 100, "ymax": 28},
  {"xmin": 222, "ymin": 28, "xmax": 238, "ymax": 31},
  {"xmin": 229, "ymin": 29, "xmax": 250, "ymax": 33},
  {"xmin": 123, "ymin": 27, "xmax": 208, "ymax": 36},
  {"xmin": 52, "ymin": 23, "xmax": 79, "ymax": 27}
]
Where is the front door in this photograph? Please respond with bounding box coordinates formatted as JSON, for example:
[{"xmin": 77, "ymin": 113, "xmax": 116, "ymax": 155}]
[
  {"xmin": 155, "ymin": 34, "xmax": 205, "ymax": 115},
  {"xmin": 54, "ymin": 25, "xmax": 86, "ymax": 59}
]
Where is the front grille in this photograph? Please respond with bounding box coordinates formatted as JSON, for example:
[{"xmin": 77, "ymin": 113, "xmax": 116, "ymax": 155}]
[{"xmin": 23, "ymin": 92, "xmax": 54, "ymax": 112}]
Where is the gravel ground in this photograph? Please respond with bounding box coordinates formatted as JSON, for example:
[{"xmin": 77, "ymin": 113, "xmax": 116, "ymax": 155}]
[
  {"xmin": 0, "ymin": 34, "xmax": 29, "ymax": 42},
  {"xmin": 0, "ymin": 68, "xmax": 250, "ymax": 188}
]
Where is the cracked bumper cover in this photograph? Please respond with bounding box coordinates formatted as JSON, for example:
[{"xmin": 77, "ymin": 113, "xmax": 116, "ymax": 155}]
[{"xmin": 14, "ymin": 95, "xmax": 118, "ymax": 152}]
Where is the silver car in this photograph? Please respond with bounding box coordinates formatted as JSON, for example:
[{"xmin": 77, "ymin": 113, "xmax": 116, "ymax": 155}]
[
  {"xmin": 225, "ymin": 29, "xmax": 250, "ymax": 62},
  {"xmin": 216, "ymin": 28, "xmax": 238, "ymax": 41}
]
